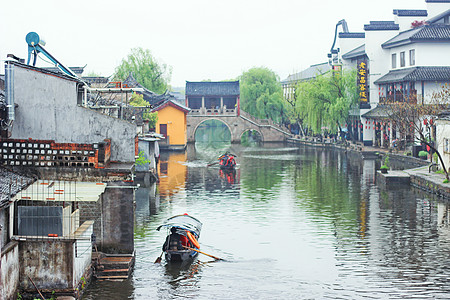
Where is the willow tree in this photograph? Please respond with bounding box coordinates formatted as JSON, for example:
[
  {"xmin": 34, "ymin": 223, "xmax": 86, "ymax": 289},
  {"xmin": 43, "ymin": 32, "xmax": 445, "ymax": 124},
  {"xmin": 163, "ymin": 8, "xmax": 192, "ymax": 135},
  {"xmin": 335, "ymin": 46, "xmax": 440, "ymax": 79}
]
[
  {"xmin": 240, "ymin": 67, "xmax": 287, "ymax": 123},
  {"xmin": 114, "ymin": 47, "xmax": 172, "ymax": 94},
  {"xmin": 294, "ymin": 69, "xmax": 358, "ymax": 135}
]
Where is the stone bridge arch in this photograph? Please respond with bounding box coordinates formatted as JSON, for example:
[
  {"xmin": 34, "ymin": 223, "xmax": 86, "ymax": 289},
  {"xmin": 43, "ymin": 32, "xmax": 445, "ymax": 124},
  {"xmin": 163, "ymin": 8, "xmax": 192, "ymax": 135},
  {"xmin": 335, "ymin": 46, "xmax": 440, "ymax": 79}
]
[{"xmin": 187, "ymin": 110, "xmax": 291, "ymax": 144}]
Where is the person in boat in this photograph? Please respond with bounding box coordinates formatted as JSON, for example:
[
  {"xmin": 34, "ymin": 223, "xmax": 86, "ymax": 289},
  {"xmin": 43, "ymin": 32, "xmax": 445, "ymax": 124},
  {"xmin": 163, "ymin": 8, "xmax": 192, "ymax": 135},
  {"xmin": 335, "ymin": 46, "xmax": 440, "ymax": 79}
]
[
  {"xmin": 163, "ymin": 227, "xmax": 189, "ymax": 251},
  {"xmin": 219, "ymin": 152, "xmax": 236, "ymax": 168}
]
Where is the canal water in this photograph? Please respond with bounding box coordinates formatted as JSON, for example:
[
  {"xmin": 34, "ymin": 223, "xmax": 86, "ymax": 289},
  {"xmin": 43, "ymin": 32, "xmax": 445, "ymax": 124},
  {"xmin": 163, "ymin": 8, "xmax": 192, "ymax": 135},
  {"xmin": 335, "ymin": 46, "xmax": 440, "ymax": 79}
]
[{"xmin": 83, "ymin": 144, "xmax": 450, "ymax": 299}]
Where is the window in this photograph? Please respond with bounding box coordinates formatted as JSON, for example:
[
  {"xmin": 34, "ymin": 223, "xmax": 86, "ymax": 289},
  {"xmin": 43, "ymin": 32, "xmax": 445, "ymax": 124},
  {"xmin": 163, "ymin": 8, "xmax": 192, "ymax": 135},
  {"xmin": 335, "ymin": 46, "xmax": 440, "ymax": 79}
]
[
  {"xmin": 409, "ymin": 49, "xmax": 415, "ymax": 66},
  {"xmin": 400, "ymin": 51, "xmax": 405, "ymax": 67},
  {"xmin": 392, "ymin": 53, "xmax": 397, "ymax": 69}
]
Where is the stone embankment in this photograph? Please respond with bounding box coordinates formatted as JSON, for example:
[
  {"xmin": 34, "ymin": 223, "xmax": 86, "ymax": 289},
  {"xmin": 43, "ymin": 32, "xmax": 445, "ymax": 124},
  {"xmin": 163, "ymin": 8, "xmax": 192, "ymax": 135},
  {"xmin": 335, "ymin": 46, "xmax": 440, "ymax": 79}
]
[{"xmin": 287, "ymin": 137, "xmax": 450, "ymax": 201}]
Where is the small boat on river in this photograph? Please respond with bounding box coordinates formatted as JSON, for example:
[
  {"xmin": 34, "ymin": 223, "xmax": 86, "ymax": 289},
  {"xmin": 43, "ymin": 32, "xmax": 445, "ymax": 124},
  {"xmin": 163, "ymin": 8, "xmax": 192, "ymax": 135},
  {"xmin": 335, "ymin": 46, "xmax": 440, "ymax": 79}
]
[
  {"xmin": 157, "ymin": 214, "xmax": 202, "ymax": 263},
  {"xmin": 218, "ymin": 152, "xmax": 237, "ymax": 170}
]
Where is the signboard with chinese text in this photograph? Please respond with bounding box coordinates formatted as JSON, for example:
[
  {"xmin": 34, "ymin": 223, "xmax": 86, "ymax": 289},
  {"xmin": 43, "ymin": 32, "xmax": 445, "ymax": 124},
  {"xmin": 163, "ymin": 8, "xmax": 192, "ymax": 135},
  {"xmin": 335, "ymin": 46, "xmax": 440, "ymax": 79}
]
[{"xmin": 357, "ymin": 59, "xmax": 370, "ymax": 108}]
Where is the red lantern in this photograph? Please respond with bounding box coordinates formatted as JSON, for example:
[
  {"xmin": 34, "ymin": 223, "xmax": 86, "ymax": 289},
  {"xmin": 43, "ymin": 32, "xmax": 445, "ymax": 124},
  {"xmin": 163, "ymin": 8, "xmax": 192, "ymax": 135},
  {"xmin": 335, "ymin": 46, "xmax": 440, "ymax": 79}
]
[
  {"xmin": 430, "ymin": 119, "xmax": 434, "ymax": 125},
  {"xmin": 424, "ymin": 118, "xmax": 428, "ymax": 125}
]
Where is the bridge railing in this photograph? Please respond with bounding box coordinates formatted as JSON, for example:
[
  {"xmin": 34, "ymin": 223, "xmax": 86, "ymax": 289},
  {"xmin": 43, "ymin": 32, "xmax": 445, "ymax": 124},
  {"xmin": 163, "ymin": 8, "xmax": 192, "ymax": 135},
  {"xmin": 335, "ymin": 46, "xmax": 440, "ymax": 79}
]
[{"xmin": 188, "ymin": 107, "xmax": 237, "ymax": 116}]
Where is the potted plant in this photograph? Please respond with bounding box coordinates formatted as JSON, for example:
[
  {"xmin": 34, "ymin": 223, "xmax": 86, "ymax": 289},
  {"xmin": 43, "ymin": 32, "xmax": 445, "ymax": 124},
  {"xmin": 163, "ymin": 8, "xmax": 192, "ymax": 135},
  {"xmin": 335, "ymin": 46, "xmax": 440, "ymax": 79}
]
[
  {"xmin": 418, "ymin": 150, "xmax": 428, "ymax": 160},
  {"xmin": 380, "ymin": 155, "xmax": 390, "ymax": 173}
]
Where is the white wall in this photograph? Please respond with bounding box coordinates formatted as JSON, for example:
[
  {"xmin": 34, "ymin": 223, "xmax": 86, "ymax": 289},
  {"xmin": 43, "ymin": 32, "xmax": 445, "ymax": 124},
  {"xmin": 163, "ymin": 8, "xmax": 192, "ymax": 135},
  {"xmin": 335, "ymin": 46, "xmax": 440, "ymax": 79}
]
[
  {"xmin": 365, "ymin": 30, "xmax": 400, "ymax": 106},
  {"xmin": 394, "ymin": 16, "xmax": 427, "ymax": 32},
  {"xmin": 435, "ymin": 119, "xmax": 450, "ymax": 168},
  {"xmin": 388, "ymin": 44, "xmax": 418, "ymax": 70},
  {"xmin": 416, "ymin": 43, "xmax": 450, "ymax": 66},
  {"xmin": 427, "ymin": 2, "xmax": 450, "ymax": 19}
]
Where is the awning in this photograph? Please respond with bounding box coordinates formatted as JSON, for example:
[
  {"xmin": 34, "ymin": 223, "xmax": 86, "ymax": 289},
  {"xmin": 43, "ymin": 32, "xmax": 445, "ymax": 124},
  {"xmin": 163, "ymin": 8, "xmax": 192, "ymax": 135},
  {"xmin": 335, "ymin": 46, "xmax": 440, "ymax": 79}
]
[{"xmin": 12, "ymin": 180, "xmax": 107, "ymax": 202}]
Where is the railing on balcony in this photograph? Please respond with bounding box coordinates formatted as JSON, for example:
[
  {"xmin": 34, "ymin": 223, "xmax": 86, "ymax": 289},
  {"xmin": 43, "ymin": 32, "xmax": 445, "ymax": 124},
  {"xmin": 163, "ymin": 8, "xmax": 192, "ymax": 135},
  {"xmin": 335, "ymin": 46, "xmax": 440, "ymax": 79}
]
[
  {"xmin": 188, "ymin": 106, "xmax": 237, "ymax": 116},
  {"xmin": 379, "ymin": 90, "xmax": 418, "ymax": 104}
]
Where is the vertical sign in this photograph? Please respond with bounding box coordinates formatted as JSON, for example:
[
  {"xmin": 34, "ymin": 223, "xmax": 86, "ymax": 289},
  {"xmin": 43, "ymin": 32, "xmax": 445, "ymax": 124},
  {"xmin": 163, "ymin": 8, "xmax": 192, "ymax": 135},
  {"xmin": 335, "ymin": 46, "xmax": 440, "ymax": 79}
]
[{"xmin": 357, "ymin": 60, "xmax": 369, "ymax": 107}]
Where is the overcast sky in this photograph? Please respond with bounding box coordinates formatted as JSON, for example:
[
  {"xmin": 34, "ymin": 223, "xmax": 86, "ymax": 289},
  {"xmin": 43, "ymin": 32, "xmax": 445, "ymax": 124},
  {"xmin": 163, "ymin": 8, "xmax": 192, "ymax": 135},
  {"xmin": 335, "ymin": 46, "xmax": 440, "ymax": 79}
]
[{"xmin": 0, "ymin": 0, "xmax": 426, "ymax": 88}]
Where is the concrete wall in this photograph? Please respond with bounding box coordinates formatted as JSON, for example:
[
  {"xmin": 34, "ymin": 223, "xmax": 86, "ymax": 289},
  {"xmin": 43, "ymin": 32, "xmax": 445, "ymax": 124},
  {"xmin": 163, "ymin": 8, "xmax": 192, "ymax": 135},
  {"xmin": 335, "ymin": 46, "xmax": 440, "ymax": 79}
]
[
  {"xmin": 9, "ymin": 62, "xmax": 136, "ymax": 163},
  {"xmin": 19, "ymin": 240, "xmax": 74, "ymax": 290},
  {"xmin": 100, "ymin": 182, "xmax": 135, "ymax": 254},
  {"xmin": 1, "ymin": 241, "xmax": 19, "ymax": 300}
]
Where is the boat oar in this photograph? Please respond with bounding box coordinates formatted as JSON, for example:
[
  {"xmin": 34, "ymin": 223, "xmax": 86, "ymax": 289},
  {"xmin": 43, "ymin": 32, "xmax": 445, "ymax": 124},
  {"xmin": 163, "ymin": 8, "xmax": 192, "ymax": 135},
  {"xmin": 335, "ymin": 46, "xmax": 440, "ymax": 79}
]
[
  {"xmin": 183, "ymin": 246, "xmax": 224, "ymax": 261},
  {"xmin": 207, "ymin": 162, "xmax": 218, "ymax": 167},
  {"xmin": 154, "ymin": 251, "xmax": 163, "ymax": 263}
]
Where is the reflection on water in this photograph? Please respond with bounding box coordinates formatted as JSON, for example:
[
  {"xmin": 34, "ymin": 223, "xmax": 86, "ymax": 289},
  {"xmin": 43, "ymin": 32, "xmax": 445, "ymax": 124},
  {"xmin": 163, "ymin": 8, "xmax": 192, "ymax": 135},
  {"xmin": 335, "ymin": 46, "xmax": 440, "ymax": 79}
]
[{"xmin": 83, "ymin": 144, "xmax": 450, "ymax": 299}]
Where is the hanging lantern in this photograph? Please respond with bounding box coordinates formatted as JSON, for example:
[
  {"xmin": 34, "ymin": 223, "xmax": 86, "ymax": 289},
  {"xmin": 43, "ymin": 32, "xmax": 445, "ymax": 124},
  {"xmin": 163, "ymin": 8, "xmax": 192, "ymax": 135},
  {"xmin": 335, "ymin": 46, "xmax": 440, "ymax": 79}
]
[
  {"xmin": 430, "ymin": 119, "xmax": 434, "ymax": 125},
  {"xmin": 424, "ymin": 118, "xmax": 428, "ymax": 125}
]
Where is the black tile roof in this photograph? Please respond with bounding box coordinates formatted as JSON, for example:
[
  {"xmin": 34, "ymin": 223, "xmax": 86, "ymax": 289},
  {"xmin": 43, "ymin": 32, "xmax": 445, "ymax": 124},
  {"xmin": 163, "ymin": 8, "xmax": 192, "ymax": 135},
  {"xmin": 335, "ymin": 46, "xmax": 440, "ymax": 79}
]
[
  {"xmin": 185, "ymin": 81, "xmax": 240, "ymax": 96},
  {"xmin": 382, "ymin": 24, "xmax": 450, "ymax": 48},
  {"xmin": 364, "ymin": 21, "xmax": 400, "ymax": 31},
  {"xmin": 374, "ymin": 67, "xmax": 450, "ymax": 84},
  {"xmin": 426, "ymin": 0, "xmax": 450, "ymax": 3},
  {"xmin": 338, "ymin": 32, "xmax": 365, "ymax": 38},
  {"xmin": 281, "ymin": 63, "xmax": 330, "ymax": 84},
  {"xmin": 342, "ymin": 44, "xmax": 366, "ymax": 60},
  {"xmin": 43, "ymin": 66, "xmax": 85, "ymax": 76},
  {"xmin": 362, "ymin": 105, "xmax": 390, "ymax": 118},
  {"xmin": 393, "ymin": 9, "xmax": 428, "ymax": 17}
]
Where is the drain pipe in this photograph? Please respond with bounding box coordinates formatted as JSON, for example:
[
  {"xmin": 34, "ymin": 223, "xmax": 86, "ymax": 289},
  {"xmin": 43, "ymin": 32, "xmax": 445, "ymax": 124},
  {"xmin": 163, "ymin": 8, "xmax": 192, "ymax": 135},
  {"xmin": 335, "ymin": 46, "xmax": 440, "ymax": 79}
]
[{"xmin": 5, "ymin": 62, "xmax": 15, "ymax": 123}]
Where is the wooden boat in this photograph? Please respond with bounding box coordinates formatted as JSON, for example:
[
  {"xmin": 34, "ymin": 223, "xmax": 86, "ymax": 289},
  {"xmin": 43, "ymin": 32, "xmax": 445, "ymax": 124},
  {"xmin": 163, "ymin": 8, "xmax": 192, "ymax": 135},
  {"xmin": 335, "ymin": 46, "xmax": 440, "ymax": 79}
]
[
  {"xmin": 157, "ymin": 214, "xmax": 202, "ymax": 263},
  {"xmin": 218, "ymin": 152, "xmax": 236, "ymax": 170}
]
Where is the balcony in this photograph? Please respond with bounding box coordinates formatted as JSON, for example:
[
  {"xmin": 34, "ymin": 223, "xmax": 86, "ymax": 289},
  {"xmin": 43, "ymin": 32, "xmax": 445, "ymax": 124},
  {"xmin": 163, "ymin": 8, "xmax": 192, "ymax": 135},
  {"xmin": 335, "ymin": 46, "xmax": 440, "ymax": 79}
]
[{"xmin": 379, "ymin": 90, "xmax": 417, "ymax": 104}]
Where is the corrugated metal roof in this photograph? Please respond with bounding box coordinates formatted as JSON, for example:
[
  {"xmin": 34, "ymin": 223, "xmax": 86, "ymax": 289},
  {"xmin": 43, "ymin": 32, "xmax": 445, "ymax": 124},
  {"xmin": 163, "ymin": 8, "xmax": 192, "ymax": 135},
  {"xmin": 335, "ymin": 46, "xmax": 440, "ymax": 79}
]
[
  {"xmin": 375, "ymin": 67, "xmax": 450, "ymax": 84},
  {"xmin": 185, "ymin": 81, "xmax": 240, "ymax": 96},
  {"xmin": 12, "ymin": 180, "xmax": 107, "ymax": 202}
]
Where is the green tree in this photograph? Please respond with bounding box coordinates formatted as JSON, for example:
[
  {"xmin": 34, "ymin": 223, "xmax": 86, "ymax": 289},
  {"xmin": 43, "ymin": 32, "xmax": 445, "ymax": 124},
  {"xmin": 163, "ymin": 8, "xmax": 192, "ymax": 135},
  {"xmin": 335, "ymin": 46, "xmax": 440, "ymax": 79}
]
[
  {"xmin": 240, "ymin": 67, "xmax": 286, "ymax": 123},
  {"xmin": 114, "ymin": 47, "xmax": 172, "ymax": 94},
  {"xmin": 129, "ymin": 92, "xmax": 158, "ymax": 128},
  {"xmin": 294, "ymin": 69, "xmax": 358, "ymax": 134}
]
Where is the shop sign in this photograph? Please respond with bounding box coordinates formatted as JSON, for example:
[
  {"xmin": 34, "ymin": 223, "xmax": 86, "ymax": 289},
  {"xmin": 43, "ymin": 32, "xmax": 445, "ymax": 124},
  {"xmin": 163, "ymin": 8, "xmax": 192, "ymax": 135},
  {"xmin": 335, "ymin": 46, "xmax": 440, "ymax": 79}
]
[{"xmin": 357, "ymin": 60, "xmax": 369, "ymax": 105}]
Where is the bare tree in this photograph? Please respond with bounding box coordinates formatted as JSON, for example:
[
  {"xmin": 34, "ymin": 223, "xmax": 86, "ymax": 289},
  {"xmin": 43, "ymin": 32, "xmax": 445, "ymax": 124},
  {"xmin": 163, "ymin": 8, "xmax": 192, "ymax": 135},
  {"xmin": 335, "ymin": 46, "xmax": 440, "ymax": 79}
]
[{"xmin": 382, "ymin": 84, "xmax": 450, "ymax": 180}]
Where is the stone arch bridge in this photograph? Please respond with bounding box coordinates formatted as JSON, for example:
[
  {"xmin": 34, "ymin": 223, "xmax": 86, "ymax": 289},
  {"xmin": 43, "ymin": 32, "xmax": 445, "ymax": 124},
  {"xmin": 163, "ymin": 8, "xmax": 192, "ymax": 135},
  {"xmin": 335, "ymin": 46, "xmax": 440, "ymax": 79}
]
[{"xmin": 186, "ymin": 110, "xmax": 292, "ymax": 143}]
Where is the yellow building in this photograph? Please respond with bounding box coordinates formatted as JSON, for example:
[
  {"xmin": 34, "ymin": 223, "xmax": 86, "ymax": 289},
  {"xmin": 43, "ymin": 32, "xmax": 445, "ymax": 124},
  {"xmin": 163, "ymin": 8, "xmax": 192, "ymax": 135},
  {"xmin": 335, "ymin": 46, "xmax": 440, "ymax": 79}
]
[{"xmin": 153, "ymin": 99, "xmax": 190, "ymax": 150}]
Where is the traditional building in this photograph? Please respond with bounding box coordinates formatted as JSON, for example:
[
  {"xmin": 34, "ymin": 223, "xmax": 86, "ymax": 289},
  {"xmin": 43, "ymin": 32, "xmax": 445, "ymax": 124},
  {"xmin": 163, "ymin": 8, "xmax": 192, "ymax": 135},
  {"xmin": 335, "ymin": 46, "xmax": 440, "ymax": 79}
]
[
  {"xmin": 152, "ymin": 99, "xmax": 190, "ymax": 150},
  {"xmin": 335, "ymin": 0, "xmax": 450, "ymax": 149},
  {"xmin": 185, "ymin": 81, "xmax": 240, "ymax": 116}
]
